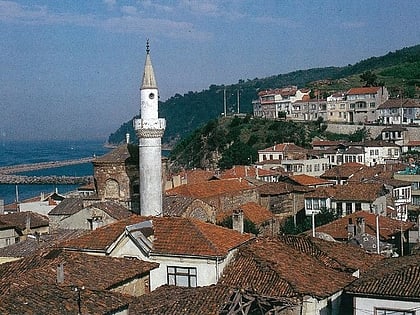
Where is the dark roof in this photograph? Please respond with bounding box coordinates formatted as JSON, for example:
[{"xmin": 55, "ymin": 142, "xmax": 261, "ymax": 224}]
[
  {"xmin": 377, "ymin": 98, "xmax": 420, "ymax": 109},
  {"xmin": 129, "ymin": 284, "xmax": 297, "ymax": 314},
  {"xmin": 0, "ymin": 284, "xmax": 133, "ymax": 315},
  {"xmin": 0, "ymin": 211, "xmax": 49, "ymax": 230},
  {"xmin": 0, "ymin": 229, "xmax": 88, "ymax": 258},
  {"xmin": 220, "ymin": 236, "xmax": 368, "ymax": 299},
  {"xmin": 257, "ymin": 182, "xmax": 310, "ymax": 195},
  {"xmin": 321, "ymin": 162, "xmax": 365, "ymax": 179},
  {"xmin": 93, "ymin": 144, "xmax": 138, "ymax": 165},
  {"xmin": 305, "ymin": 183, "xmax": 385, "ymax": 202},
  {"xmin": 163, "ymin": 195, "xmax": 195, "ymax": 217},
  {"xmin": 346, "ymin": 254, "xmax": 420, "ymax": 300},
  {"xmin": 0, "ymin": 249, "xmax": 158, "ymax": 296},
  {"xmin": 48, "ymin": 198, "xmax": 84, "ymax": 215}
]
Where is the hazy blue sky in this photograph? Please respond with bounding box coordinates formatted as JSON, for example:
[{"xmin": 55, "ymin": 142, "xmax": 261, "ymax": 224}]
[{"xmin": 1, "ymin": 0, "xmax": 419, "ymax": 141}]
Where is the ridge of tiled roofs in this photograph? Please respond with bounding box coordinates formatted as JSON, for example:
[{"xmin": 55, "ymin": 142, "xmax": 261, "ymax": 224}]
[
  {"xmin": 312, "ymin": 140, "xmax": 347, "ymax": 147},
  {"xmin": 219, "ymin": 165, "xmax": 283, "ymax": 179},
  {"xmin": 288, "ymin": 174, "xmax": 331, "ymax": 186},
  {"xmin": 48, "ymin": 197, "xmax": 84, "ymax": 215},
  {"xmin": 360, "ymin": 140, "xmax": 399, "ymax": 147},
  {"xmin": 346, "ymin": 87, "xmax": 380, "ymax": 95},
  {"xmin": 408, "ymin": 140, "xmax": 420, "ymax": 146},
  {"xmin": 346, "ymin": 254, "xmax": 420, "ymax": 300},
  {"xmin": 220, "ymin": 237, "xmax": 356, "ymax": 299},
  {"xmin": 315, "ymin": 211, "xmax": 414, "ymax": 241},
  {"xmin": 0, "ymin": 211, "xmax": 49, "ymax": 230},
  {"xmin": 152, "ymin": 217, "xmax": 254, "ymax": 257},
  {"xmin": 259, "ymin": 143, "xmax": 307, "ymax": 153},
  {"xmin": 166, "ymin": 178, "xmax": 255, "ymax": 199}
]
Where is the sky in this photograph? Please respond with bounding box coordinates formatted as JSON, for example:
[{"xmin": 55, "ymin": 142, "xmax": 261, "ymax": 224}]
[{"xmin": 1, "ymin": 1, "xmax": 419, "ymax": 141}]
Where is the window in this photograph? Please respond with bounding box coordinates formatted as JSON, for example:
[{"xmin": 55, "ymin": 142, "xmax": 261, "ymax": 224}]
[
  {"xmin": 346, "ymin": 203, "xmax": 352, "ymax": 215},
  {"xmin": 320, "ymin": 199, "xmax": 326, "ymax": 209},
  {"xmin": 336, "ymin": 202, "xmax": 343, "ymax": 216},
  {"xmin": 306, "ymin": 199, "xmax": 312, "ymax": 210},
  {"xmin": 376, "ymin": 309, "xmax": 414, "ymax": 315},
  {"xmin": 370, "ymin": 102, "xmax": 376, "ymax": 108},
  {"xmin": 167, "ymin": 266, "xmax": 197, "ymax": 287},
  {"xmin": 355, "ymin": 203, "xmax": 362, "ymax": 211}
]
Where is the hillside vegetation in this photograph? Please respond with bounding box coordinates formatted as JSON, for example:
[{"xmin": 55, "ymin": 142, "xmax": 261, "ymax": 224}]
[
  {"xmin": 168, "ymin": 116, "xmax": 368, "ymax": 171},
  {"xmin": 108, "ymin": 44, "xmax": 420, "ymax": 146}
]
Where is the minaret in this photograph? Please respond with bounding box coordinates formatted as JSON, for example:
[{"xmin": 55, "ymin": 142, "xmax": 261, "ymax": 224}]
[{"xmin": 134, "ymin": 40, "xmax": 166, "ymax": 216}]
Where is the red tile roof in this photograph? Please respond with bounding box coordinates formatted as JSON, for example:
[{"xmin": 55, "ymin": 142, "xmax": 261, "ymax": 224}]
[
  {"xmin": 216, "ymin": 202, "xmax": 273, "ymax": 225},
  {"xmin": 288, "ymin": 174, "xmax": 331, "ymax": 187},
  {"xmin": 306, "ymin": 183, "xmax": 385, "ymax": 202},
  {"xmin": 62, "ymin": 216, "xmax": 253, "ymax": 258},
  {"xmin": 346, "ymin": 87, "xmax": 380, "ymax": 95},
  {"xmin": 219, "ymin": 165, "xmax": 280, "ymax": 179},
  {"xmin": 377, "ymin": 98, "xmax": 420, "ymax": 109},
  {"xmin": 258, "ymin": 143, "xmax": 307, "ymax": 154},
  {"xmin": 315, "ymin": 211, "xmax": 414, "ymax": 241},
  {"xmin": 166, "ymin": 178, "xmax": 255, "ymax": 199},
  {"xmin": 0, "ymin": 211, "xmax": 49, "ymax": 230},
  {"xmin": 321, "ymin": 163, "xmax": 365, "ymax": 179}
]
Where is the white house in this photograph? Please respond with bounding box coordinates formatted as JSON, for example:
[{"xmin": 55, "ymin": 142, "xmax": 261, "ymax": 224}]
[{"xmin": 62, "ymin": 216, "xmax": 253, "ymax": 291}]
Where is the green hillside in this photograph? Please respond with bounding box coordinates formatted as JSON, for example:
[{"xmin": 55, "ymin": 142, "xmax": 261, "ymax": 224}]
[{"xmin": 108, "ymin": 44, "xmax": 420, "ymax": 146}]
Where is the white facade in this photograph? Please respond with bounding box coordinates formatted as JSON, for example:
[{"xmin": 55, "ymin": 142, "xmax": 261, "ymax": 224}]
[
  {"xmin": 354, "ymin": 296, "xmax": 420, "ymax": 315},
  {"xmin": 364, "ymin": 144, "xmax": 400, "ymax": 166},
  {"xmin": 134, "ymin": 42, "xmax": 166, "ymax": 217}
]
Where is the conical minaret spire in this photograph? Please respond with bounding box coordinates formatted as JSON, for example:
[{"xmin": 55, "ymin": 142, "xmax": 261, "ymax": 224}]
[
  {"xmin": 141, "ymin": 39, "xmax": 157, "ymax": 89},
  {"xmin": 134, "ymin": 40, "xmax": 166, "ymax": 216}
]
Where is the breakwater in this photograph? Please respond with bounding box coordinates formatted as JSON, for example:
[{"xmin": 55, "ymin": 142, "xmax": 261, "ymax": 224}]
[{"xmin": 0, "ymin": 157, "xmax": 95, "ymax": 185}]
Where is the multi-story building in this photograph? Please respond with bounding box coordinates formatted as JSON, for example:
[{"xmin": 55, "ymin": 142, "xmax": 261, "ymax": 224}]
[
  {"xmin": 377, "ymin": 98, "xmax": 420, "ymax": 125},
  {"xmin": 344, "ymin": 86, "xmax": 389, "ymax": 123},
  {"xmin": 326, "ymin": 92, "xmax": 348, "ymax": 123},
  {"xmin": 291, "ymin": 99, "xmax": 328, "ymax": 121},
  {"xmin": 252, "ymin": 86, "xmax": 310, "ymax": 119}
]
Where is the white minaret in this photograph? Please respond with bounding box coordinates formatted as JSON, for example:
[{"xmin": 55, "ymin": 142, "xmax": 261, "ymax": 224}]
[{"xmin": 134, "ymin": 40, "xmax": 166, "ymax": 216}]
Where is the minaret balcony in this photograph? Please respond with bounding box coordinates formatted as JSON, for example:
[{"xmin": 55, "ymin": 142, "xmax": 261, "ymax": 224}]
[{"xmin": 134, "ymin": 118, "xmax": 166, "ymax": 138}]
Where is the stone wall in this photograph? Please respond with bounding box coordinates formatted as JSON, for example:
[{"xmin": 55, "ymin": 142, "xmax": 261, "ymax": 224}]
[{"xmin": 326, "ymin": 123, "xmax": 420, "ymax": 140}]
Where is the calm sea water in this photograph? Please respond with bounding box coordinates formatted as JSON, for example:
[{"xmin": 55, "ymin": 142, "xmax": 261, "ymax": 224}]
[{"xmin": 0, "ymin": 140, "xmax": 111, "ymax": 205}]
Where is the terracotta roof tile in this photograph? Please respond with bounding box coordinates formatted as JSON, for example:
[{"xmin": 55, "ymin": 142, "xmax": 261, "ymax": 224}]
[
  {"xmin": 377, "ymin": 98, "xmax": 420, "ymax": 109},
  {"xmin": 220, "ymin": 236, "xmax": 361, "ymax": 299},
  {"xmin": 306, "ymin": 183, "xmax": 385, "ymax": 202},
  {"xmin": 0, "ymin": 211, "xmax": 49, "ymax": 230},
  {"xmin": 259, "ymin": 143, "xmax": 307, "ymax": 154},
  {"xmin": 288, "ymin": 174, "xmax": 331, "ymax": 186},
  {"xmin": 321, "ymin": 163, "xmax": 365, "ymax": 179},
  {"xmin": 346, "ymin": 87, "xmax": 380, "ymax": 95},
  {"xmin": 238, "ymin": 202, "xmax": 273, "ymax": 225},
  {"xmin": 257, "ymin": 182, "xmax": 311, "ymax": 195},
  {"xmin": 166, "ymin": 178, "xmax": 255, "ymax": 199},
  {"xmin": 346, "ymin": 254, "xmax": 420, "ymax": 300},
  {"xmin": 61, "ymin": 216, "xmax": 253, "ymax": 258}
]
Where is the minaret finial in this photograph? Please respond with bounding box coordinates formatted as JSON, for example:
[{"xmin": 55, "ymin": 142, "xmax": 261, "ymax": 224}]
[{"xmin": 146, "ymin": 39, "xmax": 150, "ymax": 54}]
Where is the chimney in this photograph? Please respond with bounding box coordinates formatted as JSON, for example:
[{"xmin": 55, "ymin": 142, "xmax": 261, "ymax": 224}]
[
  {"xmin": 57, "ymin": 263, "xmax": 65, "ymax": 284},
  {"xmin": 232, "ymin": 209, "xmax": 244, "ymax": 234},
  {"xmin": 347, "ymin": 218, "xmax": 355, "ymax": 239},
  {"xmin": 356, "ymin": 217, "xmax": 365, "ymax": 235},
  {"xmin": 25, "ymin": 213, "xmax": 31, "ymax": 233}
]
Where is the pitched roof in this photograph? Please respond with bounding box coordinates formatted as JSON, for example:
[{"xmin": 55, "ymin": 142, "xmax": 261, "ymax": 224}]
[
  {"xmin": 0, "ymin": 211, "xmax": 49, "ymax": 230},
  {"xmin": 48, "ymin": 197, "xmax": 84, "ymax": 215},
  {"xmin": 217, "ymin": 202, "xmax": 273, "ymax": 225},
  {"xmin": 346, "ymin": 254, "xmax": 420, "ymax": 300},
  {"xmin": 0, "ymin": 249, "xmax": 158, "ymax": 296},
  {"xmin": 315, "ymin": 211, "xmax": 414, "ymax": 241},
  {"xmin": 220, "ymin": 236, "xmax": 363, "ymax": 299},
  {"xmin": 62, "ymin": 216, "xmax": 253, "ymax": 258},
  {"xmin": 377, "ymin": 98, "xmax": 420, "ymax": 109},
  {"xmin": 346, "ymin": 87, "xmax": 381, "ymax": 95},
  {"xmin": 0, "ymin": 229, "xmax": 88, "ymax": 258},
  {"xmin": 88, "ymin": 201, "xmax": 133, "ymax": 219},
  {"xmin": 163, "ymin": 195, "xmax": 195, "ymax": 217},
  {"xmin": 93, "ymin": 144, "xmax": 138, "ymax": 164},
  {"xmin": 219, "ymin": 165, "xmax": 280, "ymax": 179},
  {"xmin": 166, "ymin": 178, "xmax": 255, "ymax": 199},
  {"xmin": 321, "ymin": 163, "xmax": 365, "ymax": 179},
  {"xmin": 306, "ymin": 183, "xmax": 385, "ymax": 202},
  {"xmin": 257, "ymin": 182, "xmax": 311, "ymax": 195}
]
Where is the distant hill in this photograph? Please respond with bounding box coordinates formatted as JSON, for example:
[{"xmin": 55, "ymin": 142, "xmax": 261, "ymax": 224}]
[{"xmin": 108, "ymin": 44, "xmax": 420, "ymax": 146}]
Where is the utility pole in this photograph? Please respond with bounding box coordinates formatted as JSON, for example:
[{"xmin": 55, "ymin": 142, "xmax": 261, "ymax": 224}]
[{"xmin": 312, "ymin": 211, "xmax": 316, "ymax": 237}]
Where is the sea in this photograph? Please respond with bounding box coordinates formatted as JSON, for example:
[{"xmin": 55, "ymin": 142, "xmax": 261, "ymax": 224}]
[{"xmin": 0, "ymin": 140, "xmax": 111, "ymax": 205}]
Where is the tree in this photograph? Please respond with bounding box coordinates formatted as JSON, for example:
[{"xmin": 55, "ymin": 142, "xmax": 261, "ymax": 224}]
[{"xmin": 360, "ymin": 71, "xmax": 378, "ymax": 87}]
